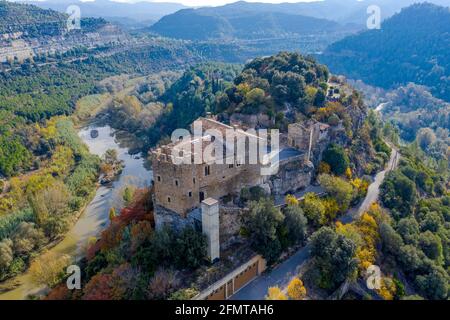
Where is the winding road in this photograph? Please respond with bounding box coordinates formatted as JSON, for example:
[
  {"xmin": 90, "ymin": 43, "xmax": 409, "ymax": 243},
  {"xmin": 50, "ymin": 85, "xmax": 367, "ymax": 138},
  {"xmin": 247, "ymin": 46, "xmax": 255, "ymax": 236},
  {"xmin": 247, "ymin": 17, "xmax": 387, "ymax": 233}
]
[{"xmin": 231, "ymin": 142, "xmax": 400, "ymax": 300}]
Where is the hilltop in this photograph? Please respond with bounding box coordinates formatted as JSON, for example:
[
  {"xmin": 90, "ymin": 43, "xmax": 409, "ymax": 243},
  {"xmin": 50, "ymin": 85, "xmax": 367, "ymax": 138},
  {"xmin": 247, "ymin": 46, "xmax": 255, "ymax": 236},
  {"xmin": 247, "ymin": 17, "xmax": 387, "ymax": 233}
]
[{"xmin": 319, "ymin": 3, "xmax": 450, "ymax": 101}]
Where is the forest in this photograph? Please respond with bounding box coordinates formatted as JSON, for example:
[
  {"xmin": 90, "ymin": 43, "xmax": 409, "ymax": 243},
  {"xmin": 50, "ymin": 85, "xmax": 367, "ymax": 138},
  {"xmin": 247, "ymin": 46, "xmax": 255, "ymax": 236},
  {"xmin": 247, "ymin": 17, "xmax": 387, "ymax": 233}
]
[{"xmin": 320, "ymin": 3, "xmax": 450, "ymax": 102}]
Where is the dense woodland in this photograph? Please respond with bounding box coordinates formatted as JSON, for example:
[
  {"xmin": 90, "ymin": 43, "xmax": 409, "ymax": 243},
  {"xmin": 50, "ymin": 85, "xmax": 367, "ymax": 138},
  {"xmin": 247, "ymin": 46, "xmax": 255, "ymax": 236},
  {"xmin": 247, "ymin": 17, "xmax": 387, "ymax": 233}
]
[
  {"xmin": 0, "ymin": 117, "xmax": 100, "ymax": 282},
  {"xmin": 320, "ymin": 3, "xmax": 450, "ymax": 102},
  {"xmin": 0, "ymin": 1, "xmax": 448, "ymax": 301},
  {"xmin": 0, "ymin": 1, "xmax": 107, "ymax": 37}
]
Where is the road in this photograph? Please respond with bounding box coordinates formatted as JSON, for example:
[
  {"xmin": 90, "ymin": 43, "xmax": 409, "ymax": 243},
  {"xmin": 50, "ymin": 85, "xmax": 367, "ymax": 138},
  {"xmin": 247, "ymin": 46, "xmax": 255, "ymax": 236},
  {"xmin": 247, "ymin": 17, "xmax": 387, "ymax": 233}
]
[{"xmin": 231, "ymin": 143, "xmax": 400, "ymax": 300}]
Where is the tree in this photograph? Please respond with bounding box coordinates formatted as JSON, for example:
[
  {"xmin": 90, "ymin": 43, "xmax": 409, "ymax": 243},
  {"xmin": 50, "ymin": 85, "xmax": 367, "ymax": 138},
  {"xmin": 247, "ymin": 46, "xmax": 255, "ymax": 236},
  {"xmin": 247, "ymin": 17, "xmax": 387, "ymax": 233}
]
[
  {"xmin": 415, "ymin": 265, "xmax": 449, "ymax": 300},
  {"xmin": 322, "ymin": 144, "xmax": 349, "ymax": 175},
  {"xmin": 319, "ymin": 174, "xmax": 354, "ymax": 212},
  {"xmin": 301, "ymin": 193, "xmax": 326, "ymax": 227},
  {"xmin": 29, "ymin": 251, "xmax": 71, "ymax": 288},
  {"xmin": 310, "ymin": 227, "xmax": 357, "ymax": 290},
  {"xmin": 245, "ymin": 199, "xmax": 284, "ymax": 264},
  {"xmin": 266, "ymin": 286, "xmax": 287, "ymax": 300},
  {"xmin": 285, "ymin": 194, "xmax": 299, "ymax": 206},
  {"xmin": 419, "ymin": 231, "xmax": 443, "ymax": 262},
  {"xmin": 314, "ymin": 89, "xmax": 326, "ymax": 107},
  {"xmin": 0, "ymin": 238, "xmax": 13, "ymax": 272},
  {"xmin": 12, "ymin": 222, "xmax": 47, "ymax": 255},
  {"xmin": 123, "ymin": 187, "xmax": 134, "ymax": 207},
  {"xmin": 381, "ymin": 171, "xmax": 417, "ymax": 218},
  {"xmin": 287, "ymin": 277, "xmax": 307, "ymax": 300},
  {"xmin": 282, "ymin": 204, "xmax": 307, "ymax": 245},
  {"xmin": 147, "ymin": 269, "xmax": 180, "ymax": 300},
  {"xmin": 104, "ymin": 149, "xmax": 119, "ymax": 165},
  {"xmin": 416, "ymin": 128, "xmax": 436, "ymax": 151},
  {"xmin": 83, "ymin": 274, "xmax": 114, "ymax": 300},
  {"xmin": 29, "ymin": 180, "xmax": 71, "ymax": 238},
  {"xmin": 397, "ymin": 245, "xmax": 425, "ymax": 274},
  {"xmin": 397, "ymin": 218, "xmax": 420, "ymax": 245},
  {"xmin": 380, "ymin": 222, "xmax": 404, "ymax": 255},
  {"xmin": 109, "ymin": 207, "xmax": 117, "ymax": 222},
  {"xmin": 173, "ymin": 227, "xmax": 207, "ymax": 269}
]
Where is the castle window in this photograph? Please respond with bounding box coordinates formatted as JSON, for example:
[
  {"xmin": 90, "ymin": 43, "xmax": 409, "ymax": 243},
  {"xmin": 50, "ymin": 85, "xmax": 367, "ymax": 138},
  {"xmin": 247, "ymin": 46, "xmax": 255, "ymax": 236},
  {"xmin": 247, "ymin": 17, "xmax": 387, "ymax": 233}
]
[
  {"xmin": 175, "ymin": 179, "xmax": 179, "ymax": 187},
  {"xmin": 167, "ymin": 197, "xmax": 171, "ymax": 203},
  {"xmin": 188, "ymin": 191, "xmax": 192, "ymax": 198},
  {"xmin": 205, "ymin": 165, "xmax": 211, "ymax": 176},
  {"xmin": 193, "ymin": 178, "xmax": 196, "ymax": 184},
  {"xmin": 157, "ymin": 176, "xmax": 161, "ymax": 182}
]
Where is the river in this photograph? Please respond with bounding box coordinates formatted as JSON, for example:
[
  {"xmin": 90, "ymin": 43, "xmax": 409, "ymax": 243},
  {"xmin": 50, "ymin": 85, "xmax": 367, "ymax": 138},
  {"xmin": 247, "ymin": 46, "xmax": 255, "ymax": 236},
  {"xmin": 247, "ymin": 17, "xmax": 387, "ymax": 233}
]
[{"xmin": 0, "ymin": 124, "xmax": 152, "ymax": 300}]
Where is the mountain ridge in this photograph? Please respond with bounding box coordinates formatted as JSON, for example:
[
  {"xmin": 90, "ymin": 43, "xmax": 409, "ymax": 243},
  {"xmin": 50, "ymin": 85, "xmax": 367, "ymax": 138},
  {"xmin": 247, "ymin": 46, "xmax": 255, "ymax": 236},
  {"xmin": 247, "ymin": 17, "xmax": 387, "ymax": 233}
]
[{"xmin": 319, "ymin": 2, "xmax": 450, "ymax": 102}]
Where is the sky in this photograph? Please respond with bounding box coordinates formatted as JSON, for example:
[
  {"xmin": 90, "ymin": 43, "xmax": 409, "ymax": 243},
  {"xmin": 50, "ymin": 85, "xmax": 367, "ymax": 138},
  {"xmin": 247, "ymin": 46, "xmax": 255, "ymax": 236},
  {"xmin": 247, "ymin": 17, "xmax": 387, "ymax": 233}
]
[{"xmin": 102, "ymin": 0, "xmax": 322, "ymax": 8}]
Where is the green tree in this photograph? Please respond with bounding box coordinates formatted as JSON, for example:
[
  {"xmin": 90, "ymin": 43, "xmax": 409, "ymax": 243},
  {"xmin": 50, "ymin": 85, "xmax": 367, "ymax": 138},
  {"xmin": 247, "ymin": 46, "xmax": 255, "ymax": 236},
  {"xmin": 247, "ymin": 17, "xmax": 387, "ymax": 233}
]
[
  {"xmin": 419, "ymin": 231, "xmax": 443, "ymax": 262},
  {"xmin": 173, "ymin": 227, "xmax": 207, "ymax": 269},
  {"xmin": 415, "ymin": 265, "xmax": 449, "ymax": 300},
  {"xmin": 301, "ymin": 193, "xmax": 326, "ymax": 227},
  {"xmin": 381, "ymin": 171, "xmax": 417, "ymax": 218},
  {"xmin": 282, "ymin": 204, "xmax": 307, "ymax": 245},
  {"xmin": 380, "ymin": 222, "xmax": 404, "ymax": 255},
  {"xmin": 245, "ymin": 198, "xmax": 284, "ymax": 264},
  {"xmin": 322, "ymin": 144, "xmax": 350, "ymax": 176},
  {"xmin": 123, "ymin": 187, "xmax": 134, "ymax": 207},
  {"xmin": 319, "ymin": 174, "xmax": 354, "ymax": 212},
  {"xmin": 310, "ymin": 227, "xmax": 357, "ymax": 290}
]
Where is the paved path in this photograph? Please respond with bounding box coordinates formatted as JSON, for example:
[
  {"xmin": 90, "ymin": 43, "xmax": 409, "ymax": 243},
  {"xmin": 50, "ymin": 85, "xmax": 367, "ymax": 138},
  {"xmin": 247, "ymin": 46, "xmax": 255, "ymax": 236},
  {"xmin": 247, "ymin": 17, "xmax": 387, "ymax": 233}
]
[{"xmin": 231, "ymin": 143, "xmax": 400, "ymax": 300}]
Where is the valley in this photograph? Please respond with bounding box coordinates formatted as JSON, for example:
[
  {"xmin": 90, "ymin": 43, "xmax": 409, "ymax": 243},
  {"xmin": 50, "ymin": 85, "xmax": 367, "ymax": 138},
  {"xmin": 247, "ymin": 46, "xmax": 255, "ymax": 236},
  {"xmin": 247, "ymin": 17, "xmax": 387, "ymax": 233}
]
[{"xmin": 0, "ymin": 0, "xmax": 448, "ymax": 304}]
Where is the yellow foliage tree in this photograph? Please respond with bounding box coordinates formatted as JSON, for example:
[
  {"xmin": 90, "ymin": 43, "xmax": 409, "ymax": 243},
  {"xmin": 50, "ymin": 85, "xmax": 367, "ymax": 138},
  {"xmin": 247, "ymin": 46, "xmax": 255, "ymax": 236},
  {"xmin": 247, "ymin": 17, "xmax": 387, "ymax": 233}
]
[
  {"xmin": 321, "ymin": 198, "xmax": 340, "ymax": 225},
  {"xmin": 266, "ymin": 287, "xmax": 288, "ymax": 300},
  {"xmin": 29, "ymin": 251, "xmax": 71, "ymax": 288},
  {"xmin": 377, "ymin": 277, "xmax": 397, "ymax": 300},
  {"xmin": 345, "ymin": 167, "xmax": 353, "ymax": 179},
  {"xmin": 285, "ymin": 194, "xmax": 299, "ymax": 206},
  {"xmin": 287, "ymin": 277, "xmax": 307, "ymax": 300}
]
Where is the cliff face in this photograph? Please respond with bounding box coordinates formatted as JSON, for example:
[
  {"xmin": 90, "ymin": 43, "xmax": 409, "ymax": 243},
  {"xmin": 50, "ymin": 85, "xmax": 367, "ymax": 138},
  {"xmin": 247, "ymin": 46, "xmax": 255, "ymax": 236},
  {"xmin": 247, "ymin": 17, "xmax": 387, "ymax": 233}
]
[
  {"xmin": 0, "ymin": 2, "xmax": 130, "ymax": 63},
  {"xmin": 269, "ymin": 157, "xmax": 314, "ymax": 196}
]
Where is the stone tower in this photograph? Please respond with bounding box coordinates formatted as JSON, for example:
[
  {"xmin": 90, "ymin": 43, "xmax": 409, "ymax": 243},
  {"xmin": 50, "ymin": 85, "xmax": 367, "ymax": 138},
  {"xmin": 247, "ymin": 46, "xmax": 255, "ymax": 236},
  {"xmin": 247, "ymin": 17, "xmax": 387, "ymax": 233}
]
[{"xmin": 201, "ymin": 198, "xmax": 220, "ymax": 263}]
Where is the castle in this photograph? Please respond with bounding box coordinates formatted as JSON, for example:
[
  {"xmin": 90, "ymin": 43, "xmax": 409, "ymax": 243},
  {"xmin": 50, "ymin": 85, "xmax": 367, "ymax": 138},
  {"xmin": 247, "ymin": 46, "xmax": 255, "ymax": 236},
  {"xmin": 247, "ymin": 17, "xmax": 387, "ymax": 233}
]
[{"xmin": 151, "ymin": 115, "xmax": 333, "ymax": 261}]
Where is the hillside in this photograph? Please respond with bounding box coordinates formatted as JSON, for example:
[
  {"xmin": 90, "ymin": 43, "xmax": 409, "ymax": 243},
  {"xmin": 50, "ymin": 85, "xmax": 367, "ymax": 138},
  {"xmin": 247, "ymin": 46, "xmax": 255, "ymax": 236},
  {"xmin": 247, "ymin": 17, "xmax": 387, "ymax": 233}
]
[
  {"xmin": 0, "ymin": 1, "xmax": 110, "ymax": 37},
  {"xmin": 319, "ymin": 3, "xmax": 450, "ymax": 101},
  {"xmin": 150, "ymin": 0, "xmax": 449, "ymax": 32},
  {"xmin": 150, "ymin": 2, "xmax": 354, "ymax": 41},
  {"xmin": 0, "ymin": 0, "xmax": 67, "ymax": 36}
]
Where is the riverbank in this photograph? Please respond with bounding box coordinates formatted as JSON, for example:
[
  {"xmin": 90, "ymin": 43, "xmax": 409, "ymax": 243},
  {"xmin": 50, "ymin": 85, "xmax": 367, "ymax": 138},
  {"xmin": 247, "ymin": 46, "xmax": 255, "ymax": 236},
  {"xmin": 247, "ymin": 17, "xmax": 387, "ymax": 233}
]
[{"xmin": 0, "ymin": 123, "xmax": 152, "ymax": 300}]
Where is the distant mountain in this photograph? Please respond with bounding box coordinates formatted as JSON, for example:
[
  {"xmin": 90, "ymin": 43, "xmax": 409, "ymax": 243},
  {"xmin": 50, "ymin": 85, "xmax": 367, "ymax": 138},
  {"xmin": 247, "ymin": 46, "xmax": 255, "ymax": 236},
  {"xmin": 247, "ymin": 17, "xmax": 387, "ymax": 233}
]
[
  {"xmin": 22, "ymin": 0, "xmax": 187, "ymax": 23},
  {"xmin": 319, "ymin": 3, "xmax": 450, "ymax": 102},
  {"xmin": 150, "ymin": 3, "xmax": 350, "ymax": 41},
  {"xmin": 149, "ymin": 0, "xmax": 450, "ymax": 39}
]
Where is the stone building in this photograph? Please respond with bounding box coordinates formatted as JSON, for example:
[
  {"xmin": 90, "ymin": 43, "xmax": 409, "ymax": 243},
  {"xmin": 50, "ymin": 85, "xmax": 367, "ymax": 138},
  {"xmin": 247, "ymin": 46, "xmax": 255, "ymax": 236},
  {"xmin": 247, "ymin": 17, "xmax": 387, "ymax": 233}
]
[
  {"xmin": 287, "ymin": 119, "xmax": 330, "ymax": 162},
  {"xmin": 152, "ymin": 116, "xmax": 328, "ymax": 241},
  {"xmin": 151, "ymin": 116, "xmax": 265, "ymax": 229}
]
